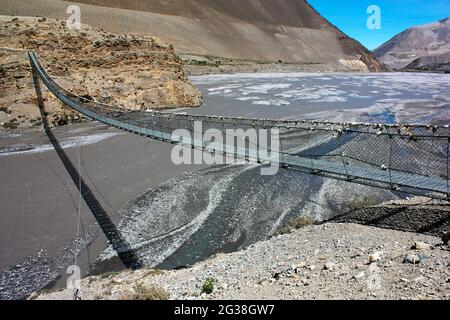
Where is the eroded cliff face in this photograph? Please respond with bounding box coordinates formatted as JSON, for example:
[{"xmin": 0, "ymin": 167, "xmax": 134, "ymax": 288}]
[{"xmin": 0, "ymin": 16, "xmax": 202, "ymax": 131}]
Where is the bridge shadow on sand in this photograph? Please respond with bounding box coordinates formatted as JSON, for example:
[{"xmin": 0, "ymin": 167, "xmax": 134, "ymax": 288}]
[{"xmin": 32, "ymin": 66, "xmax": 142, "ymax": 270}]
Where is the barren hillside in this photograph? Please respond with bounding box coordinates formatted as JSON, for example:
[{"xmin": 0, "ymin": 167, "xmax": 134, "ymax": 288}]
[
  {"xmin": 375, "ymin": 17, "xmax": 450, "ymax": 71},
  {"xmin": 0, "ymin": 16, "xmax": 201, "ymax": 131},
  {"xmin": 1, "ymin": 0, "xmax": 386, "ymax": 72}
]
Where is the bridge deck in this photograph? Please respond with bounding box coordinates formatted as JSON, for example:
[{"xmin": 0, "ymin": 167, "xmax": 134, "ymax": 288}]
[{"xmin": 29, "ymin": 52, "xmax": 450, "ymax": 200}]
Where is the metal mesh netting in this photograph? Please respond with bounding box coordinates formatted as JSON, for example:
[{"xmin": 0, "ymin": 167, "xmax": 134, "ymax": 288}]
[{"xmin": 30, "ymin": 52, "xmax": 450, "ymax": 200}]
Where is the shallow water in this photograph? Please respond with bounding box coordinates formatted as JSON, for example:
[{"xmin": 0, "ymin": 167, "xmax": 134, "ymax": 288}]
[
  {"xmin": 102, "ymin": 165, "xmax": 398, "ymax": 270},
  {"xmin": 184, "ymin": 72, "xmax": 450, "ymax": 125}
]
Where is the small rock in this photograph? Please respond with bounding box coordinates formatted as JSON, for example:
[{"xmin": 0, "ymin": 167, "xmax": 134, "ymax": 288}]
[
  {"xmin": 27, "ymin": 292, "xmax": 39, "ymax": 300},
  {"xmin": 272, "ymin": 266, "xmax": 289, "ymax": 280},
  {"xmin": 308, "ymin": 265, "xmax": 316, "ymax": 271},
  {"xmin": 354, "ymin": 272, "xmax": 365, "ymax": 280},
  {"xmin": 442, "ymin": 232, "xmax": 450, "ymax": 246},
  {"xmin": 414, "ymin": 276, "xmax": 425, "ymax": 282},
  {"xmin": 300, "ymin": 278, "xmax": 309, "ymax": 286},
  {"xmin": 413, "ymin": 241, "xmax": 431, "ymax": 251},
  {"xmin": 404, "ymin": 254, "xmax": 421, "ymax": 264},
  {"xmin": 323, "ymin": 262, "xmax": 337, "ymax": 271},
  {"xmin": 368, "ymin": 252, "xmax": 383, "ymax": 263}
]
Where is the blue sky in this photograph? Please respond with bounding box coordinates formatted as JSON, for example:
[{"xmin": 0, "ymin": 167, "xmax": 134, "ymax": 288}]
[{"xmin": 308, "ymin": 0, "xmax": 450, "ymax": 50}]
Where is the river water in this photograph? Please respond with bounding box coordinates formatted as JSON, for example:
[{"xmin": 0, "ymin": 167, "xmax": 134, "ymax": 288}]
[
  {"xmin": 1, "ymin": 72, "xmax": 449, "ymax": 299},
  {"xmin": 183, "ymin": 72, "xmax": 450, "ymax": 124}
]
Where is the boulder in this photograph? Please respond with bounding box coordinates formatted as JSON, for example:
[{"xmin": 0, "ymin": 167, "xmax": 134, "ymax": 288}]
[
  {"xmin": 368, "ymin": 252, "xmax": 383, "ymax": 263},
  {"xmin": 404, "ymin": 253, "xmax": 421, "ymax": 264},
  {"xmin": 413, "ymin": 241, "xmax": 431, "ymax": 250}
]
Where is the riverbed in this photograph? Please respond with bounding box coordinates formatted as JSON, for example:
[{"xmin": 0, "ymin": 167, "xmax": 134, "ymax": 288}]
[{"xmin": 1, "ymin": 72, "xmax": 449, "ymax": 299}]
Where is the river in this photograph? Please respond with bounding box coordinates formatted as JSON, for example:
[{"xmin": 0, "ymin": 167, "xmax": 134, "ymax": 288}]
[{"xmin": 1, "ymin": 72, "xmax": 449, "ymax": 299}]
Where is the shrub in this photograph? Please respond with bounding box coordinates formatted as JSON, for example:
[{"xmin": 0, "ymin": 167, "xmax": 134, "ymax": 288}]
[
  {"xmin": 144, "ymin": 269, "xmax": 165, "ymax": 278},
  {"xmin": 348, "ymin": 196, "xmax": 378, "ymax": 211},
  {"xmin": 276, "ymin": 216, "xmax": 315, "ymax": 235},
  {"xmin": 201, "ymin": 278, "xmax": 215, "ymax": 295},
  {"xmin": 120, "ymin": 283, "xmax": 169, "ymax": 300},
  {"xmin": 0, "ymin": 107, "xmax": 10, "ymax": 114},
  {"xmin": 100, "ymin": 271, "xmax": 120, "ymax": 279},
  {"xmin": 3, "ymin": 119, "xmax": 19, "ymax": 130}
]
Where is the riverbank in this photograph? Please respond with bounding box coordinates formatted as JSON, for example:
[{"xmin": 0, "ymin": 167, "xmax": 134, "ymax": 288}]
[
  {"xmin": 181, "ymin": 54, "xmax": 373, "ymax": 76},
  {"xmin": 34, "ymin": 220, "xmax": 450, "ymax": 300}
]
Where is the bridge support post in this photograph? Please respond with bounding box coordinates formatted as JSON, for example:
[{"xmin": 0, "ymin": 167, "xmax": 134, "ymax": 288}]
[
  {"xmin": 341, "ymin": 153, "xmax": 350, "ymax": 181},
  {"xmin": 447, "ymin": 138, "xmax": 449, "ymax": 200},
  {"xmin": 389, "ymin": 135, "xmax": 394, "ymax": 189}
]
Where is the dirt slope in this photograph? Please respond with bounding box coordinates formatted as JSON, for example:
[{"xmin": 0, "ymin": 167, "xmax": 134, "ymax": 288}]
[
  {"xmin": 0, "ymin": 16, "xmax": 201, "ymax": 131},
  {"xmin": 33, "ymin": 222, "xmax": 449, "ymax": 300},
  {"xmin": 0, "ymin": 0, "xmax": 386, "ymax": 71}
]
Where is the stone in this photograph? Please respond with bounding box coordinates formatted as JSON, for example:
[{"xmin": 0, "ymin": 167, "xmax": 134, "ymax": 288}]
[
  {"xmin": 272, "ymin": 266, "xmax": 290, "ymax": 280},
  {"xmin": 368, "ymin": 252, "xmax": 383, "ymax": 263},
  {"xmin": 323, "ymin": 262, "xmax": 337, "ymax": 271},
  {"xmin": 442, "ymin": 232, "xmax": 450, "ymax": 246},
  {"xmin": 404, "ymin": 254, "xmax": 421, "ymax": 264},
  {"xmin": 414, "ymin": 276, "xmax": 425, "ymax": 282},
  {"xmin": 413, "ymin": 241, "xmax": 431, "ymax": 250},
  {"xmin": 354, "ymin": 272, "xmax": 365, "ymax": 280},
  {"xmin": 27, "ymin": 291, "xmax": 39, "ymax": 300},
  {"xmin": 300, "ymin": 278, "xmax": 310, "ymax": 286}
]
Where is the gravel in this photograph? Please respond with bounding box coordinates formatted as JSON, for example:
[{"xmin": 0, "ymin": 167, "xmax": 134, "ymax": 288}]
[{"xmin": 35, "ymin": 223, "xmax": 450, "ymax": 300}]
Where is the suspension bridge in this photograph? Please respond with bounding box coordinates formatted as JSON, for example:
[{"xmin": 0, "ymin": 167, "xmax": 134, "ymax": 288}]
[{"xmin": 29, "ymin": 52, "xmax": 449, "ymax": 201}]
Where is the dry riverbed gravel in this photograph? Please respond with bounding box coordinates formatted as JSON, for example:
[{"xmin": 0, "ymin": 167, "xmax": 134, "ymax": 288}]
[{"xmin": 34, "ymin": 223, "xmax": 450, "ymax": 300}]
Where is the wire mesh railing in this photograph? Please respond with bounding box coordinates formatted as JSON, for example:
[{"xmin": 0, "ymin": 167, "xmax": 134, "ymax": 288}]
[{"xmin": 29, "ymin": 52, "xmax": 450, "ymax": 200}]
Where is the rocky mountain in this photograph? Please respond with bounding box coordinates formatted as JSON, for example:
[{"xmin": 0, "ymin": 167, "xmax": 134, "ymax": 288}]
[
  {"xmin": 1, "ymin": 0, "xmax": 386, "ymax": 72},
  {"xmin": 403, "ymin": 52, "xmax": 450, "ymax": 73},
  {"xmin": 374, "ymin": 17, "xmax": 450, "ymax": 72},
  {"xmin": 0, "ymin": 16, "xmax": 201, "ymax": 131}
]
